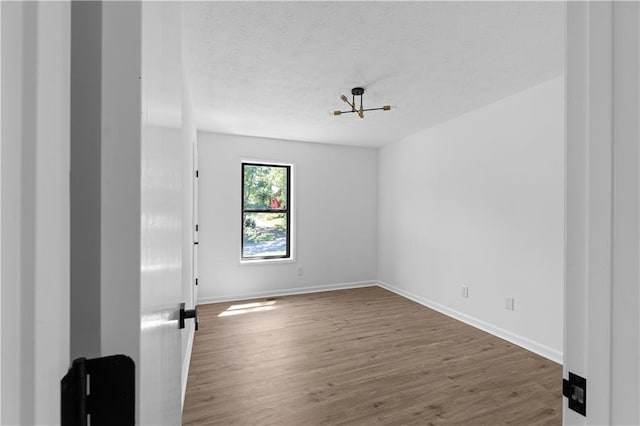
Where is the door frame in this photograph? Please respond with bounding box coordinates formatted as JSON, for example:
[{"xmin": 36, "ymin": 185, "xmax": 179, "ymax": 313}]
[
  {"xmin": 1, "ymin": 2, "xmax": 71, "ymax": 424},
  {"xmin": 564, "ymin": 2, "xmax": 640, "ymax": 424}
]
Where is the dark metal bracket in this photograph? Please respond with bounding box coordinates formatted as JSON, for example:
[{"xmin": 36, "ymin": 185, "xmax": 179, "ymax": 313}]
[
  {"xmin": 61, "ymin": 354, "xmax": 135, "ymax": 426},
  {"xmin": 180, "ymin": 302, "xmax": 199, "ymax": 331},
  {"xmin": 563, "ymin": 371, "xmax": 587, "ymax": 416}
]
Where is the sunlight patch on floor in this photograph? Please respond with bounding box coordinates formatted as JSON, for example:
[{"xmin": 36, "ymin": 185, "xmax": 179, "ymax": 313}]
[{"xmin": 218, "ymin": 300, "xmax": 277, "ymax": 317}]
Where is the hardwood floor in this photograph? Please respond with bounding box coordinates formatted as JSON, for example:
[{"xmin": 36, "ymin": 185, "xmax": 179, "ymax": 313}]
[{"xmin": 183, "ymin": 286, "xmax": 561, "ymax": 425}]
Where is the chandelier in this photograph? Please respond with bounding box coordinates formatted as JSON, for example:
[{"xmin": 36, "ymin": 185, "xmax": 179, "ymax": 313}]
[{"xmin": 332, "ymin": 87, "xmax": 392, "ymax": 119}]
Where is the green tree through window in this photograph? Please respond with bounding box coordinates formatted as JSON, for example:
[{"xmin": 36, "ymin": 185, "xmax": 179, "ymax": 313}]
[{"xmin": 242, "ymin": 163, "xmax": 291, "ymax": 260}]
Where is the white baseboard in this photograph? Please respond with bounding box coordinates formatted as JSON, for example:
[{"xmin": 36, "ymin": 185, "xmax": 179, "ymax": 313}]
[
  {"xmin": 181, "ymin": 324, "xmax": 195, "ymax": 412},
  {"xmin": 377, "ymin": 281, "xmax": 563, "ymax": 364},
  {"xmin": 197, "ymin": 280, "xmax": 377, "ymax": 305}
]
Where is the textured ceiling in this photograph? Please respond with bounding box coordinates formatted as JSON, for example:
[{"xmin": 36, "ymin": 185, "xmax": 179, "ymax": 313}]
[{"xmin": 181, "ymin": 2, "xmax": 564, "ymax": 147}]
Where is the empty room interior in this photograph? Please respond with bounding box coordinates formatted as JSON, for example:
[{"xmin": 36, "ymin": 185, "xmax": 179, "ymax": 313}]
[
  {"xmin": 181, "ymin": 2, "xmax": 566, "ymax": 424},
  {"xmin": 3, "ymin": 1, "xmax": 640, "ymax": 425}
]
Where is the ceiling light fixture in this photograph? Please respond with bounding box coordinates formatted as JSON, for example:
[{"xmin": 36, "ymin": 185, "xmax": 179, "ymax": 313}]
[{"xmin": 332, "ymin": 87, "xmax": 392, "ymax": 119}]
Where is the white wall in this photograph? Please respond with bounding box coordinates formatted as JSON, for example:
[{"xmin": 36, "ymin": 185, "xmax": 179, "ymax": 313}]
[
  {"xmin": 198, "ymin": 133, "xmax": 378, "ymax": 302},
  {"xmin": 378, "ymin": 76, "xmax": 564, "ymax": 362}
]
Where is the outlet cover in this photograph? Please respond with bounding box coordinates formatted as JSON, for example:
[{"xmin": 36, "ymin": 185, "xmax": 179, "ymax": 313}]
[
  {"xmin": 505, "ymin": 297, "xmax": 515, "ymax": 311},
  {"xmin": 297, "ymin": 267, "xmax": 303, "ymax": 276},
  {"xmin": 462, "ymin": 285, "xmax": 469, "ymax": 298}
]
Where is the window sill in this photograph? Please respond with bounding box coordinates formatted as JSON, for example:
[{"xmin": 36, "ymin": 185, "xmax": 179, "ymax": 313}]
[{"xmin": 239, "ymin": 257, "xmax": 296, "ymax": 266}]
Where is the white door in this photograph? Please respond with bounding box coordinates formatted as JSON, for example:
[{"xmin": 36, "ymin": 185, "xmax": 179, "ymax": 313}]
[
  {"xmin": 138, "ymin": 121, "xmax": 184, "ymax": 426},
  {"xmin": 140, "ymin": 2, "xmax": 191, "ymax": 425}
]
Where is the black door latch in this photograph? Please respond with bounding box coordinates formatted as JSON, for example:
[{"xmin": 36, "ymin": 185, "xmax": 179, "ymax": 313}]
[
  {"xmin": 563, "ymin": 371, "xmax": 586, "ymax": 416},
  {"xmin": 179, "ymin": 302, "xmax": 199, "ymax": 331}
]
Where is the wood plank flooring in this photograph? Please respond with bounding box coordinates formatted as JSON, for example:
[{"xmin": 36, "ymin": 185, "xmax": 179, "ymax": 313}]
[{"xmin": 183, "ymin": 286, "xmax": 561, "ymax": 425}]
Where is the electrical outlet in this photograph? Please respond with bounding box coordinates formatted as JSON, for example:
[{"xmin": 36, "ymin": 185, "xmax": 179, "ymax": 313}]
[
  {"xmin": 462, "ymin": 285, "xmax": 469, "ymax": 298},
  {"xmin": 297, "ymin": 267, "xmax": 303, "ymax": 276},
  {"xmin": 505, "ymin": 297, "xmax": 515, "ymax": 311}
]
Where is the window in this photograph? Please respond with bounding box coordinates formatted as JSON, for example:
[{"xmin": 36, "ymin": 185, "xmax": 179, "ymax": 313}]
[{"xmin": 241, "ymin": 162, "xmax": 291, "ymax": 260}]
